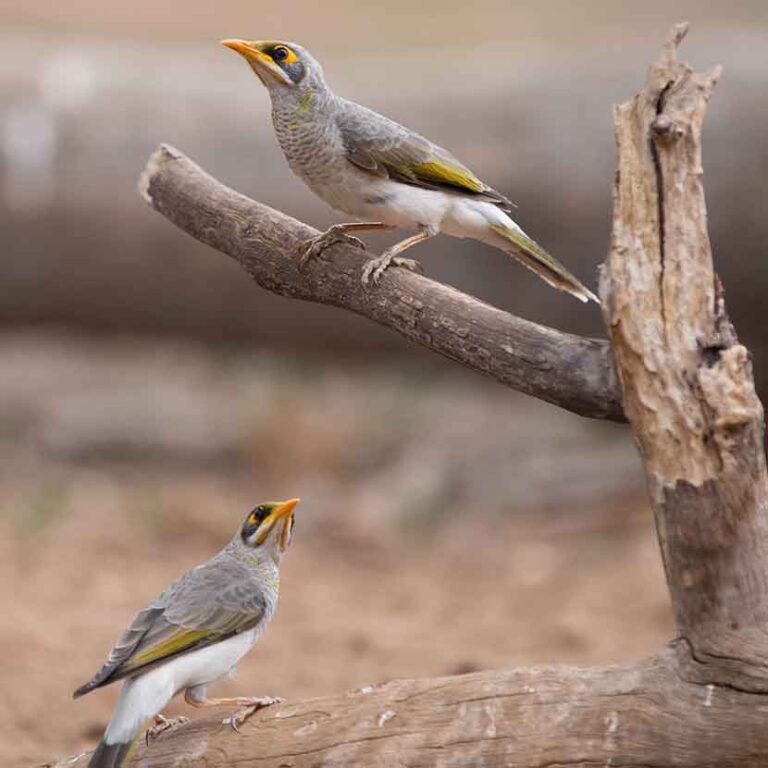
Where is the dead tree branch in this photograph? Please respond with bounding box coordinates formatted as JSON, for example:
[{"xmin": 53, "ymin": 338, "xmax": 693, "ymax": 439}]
[
  {"xmin": 51, "ymin": 23, "xmax": 768, "ymax": 768},
  {"xmin": 603, "ymin": 21, "xmax": 768, "ymax": 692},
  {"xmin": 138, "ymin": 145, "xmax": 622, "ymax": 422},
  {"xmin": 47, "ymin": 645, "xmax": 768, "ymax": 768}
]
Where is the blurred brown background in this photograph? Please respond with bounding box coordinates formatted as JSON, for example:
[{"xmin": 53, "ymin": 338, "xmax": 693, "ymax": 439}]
[{"xmin": 1, "ymin": 1, "xmax": 766, "ymax": 766}]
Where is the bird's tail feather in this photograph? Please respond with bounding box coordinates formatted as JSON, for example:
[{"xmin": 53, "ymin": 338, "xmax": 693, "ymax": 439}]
[
  {"xmin": 489, "ymin": 223, "xmax": 598, "ymax": 304},
  {"xmin": 88, "ymin": 736, "xmax": 138, "ymax": 768}
]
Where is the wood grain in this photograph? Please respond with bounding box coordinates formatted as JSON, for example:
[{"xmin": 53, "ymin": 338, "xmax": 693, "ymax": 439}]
[
  {"xmin": 50, "ymin": 644, "xmax": 768, "ymax": 768},
  {"xmin": 603, "ymin": 22, "xmax": 768, "ymax": 691},
  {"xmin": 139, "ymin": 145, "xmax": 623, "ymax": 422}
]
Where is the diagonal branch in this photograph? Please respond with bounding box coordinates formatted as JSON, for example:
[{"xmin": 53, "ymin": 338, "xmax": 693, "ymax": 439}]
[{"xmin": 139, "ymin": 145, "xmax": 623, "ymax": 422}]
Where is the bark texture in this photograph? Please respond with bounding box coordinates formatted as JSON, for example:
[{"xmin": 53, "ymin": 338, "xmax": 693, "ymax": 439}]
[
  {"xmin": 138, "ymin": 144, "xmax": 622, "ymax": 422},
  {"xmin": 602, "ymin": 22, "xmax": 768, "ymax": 692},
  {"xmin": 49, "ymin": 645, "xmax": 768, "ymax": 768},
  {"xmin": 50, "ymin": 23, "xmax": 768, "ymax": 768}
]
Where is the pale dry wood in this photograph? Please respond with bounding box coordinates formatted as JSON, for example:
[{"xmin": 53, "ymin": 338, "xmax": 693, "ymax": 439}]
[
  {"xmin": 49, "ymin": 645, "xmax": 768, "ymax": 768},
  {"xmin": 50, "ymin": 24, "xmax": 768, "ymax": 768},
  {"xmin": 139, "ymin": 145, "xmax": 623, "ymax": 422},
  {"xmin": 602, "ymin": 22, "xmax": 768, "ymax": 690}
]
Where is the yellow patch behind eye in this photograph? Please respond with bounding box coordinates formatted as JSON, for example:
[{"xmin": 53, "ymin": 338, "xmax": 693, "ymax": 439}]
[
  {"xmin": 247, "ymin": 512, "xmax": 258, "ymax": 525},
  {"xmin": 274, "ymin": 46, "xmax": 298, "ymax": 65}
]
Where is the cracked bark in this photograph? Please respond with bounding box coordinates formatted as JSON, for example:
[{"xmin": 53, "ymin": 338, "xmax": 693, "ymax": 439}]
[
  {"xmin": 135, "ymin": 145, "xmax": 623, "ymax": 423},
  {"xmin": 604, "ymin": 22, "xmax": 768, "ymax": 693},
  {"xmin": 50, "ymin": 23, "xmax": 768, "ymax": 768}
]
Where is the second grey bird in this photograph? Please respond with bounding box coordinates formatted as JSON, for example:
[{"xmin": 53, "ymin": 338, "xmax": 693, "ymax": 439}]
[
  {"xmin": 74, "ymin": 498, "xmax": 300, "ymax": 768},
  {"xmin": 221, "ymin": 39, "xmax": 597, "ymax": 303}
]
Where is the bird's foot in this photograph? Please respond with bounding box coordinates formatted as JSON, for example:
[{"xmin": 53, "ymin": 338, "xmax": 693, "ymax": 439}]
[
  {"xmin": 222, "ymin": 696, "xmax": 284, "ymax": 732},
  {"xmin": 361, "ymin": 251, "xmax": 423, "ymax": 286},
  {"xmin": 300, "ymin": 225, "xmax": 366, "ymax": 270},
  {"xmin": 145, "ymin": 714, "xmax": 189, "ymax": 744}
]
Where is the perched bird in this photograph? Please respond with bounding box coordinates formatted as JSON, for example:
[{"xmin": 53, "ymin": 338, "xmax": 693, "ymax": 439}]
[
  {"xmin": 74, "ymin": 498, "xmax": 300, "ymax": 768},
  {"xmin": 221, "ymin": 39, "xmax": 596, "ymax": 303}
]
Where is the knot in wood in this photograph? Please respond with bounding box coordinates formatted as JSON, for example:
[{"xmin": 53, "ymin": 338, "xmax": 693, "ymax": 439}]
[{"xmin": 651, "ymin": 114, "xmax": 684, "ymax": 143}]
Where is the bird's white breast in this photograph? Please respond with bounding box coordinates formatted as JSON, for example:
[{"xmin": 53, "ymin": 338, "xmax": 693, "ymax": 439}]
[
  {"xmin": 166, "ymin": 627, "xmax": 260, "ymax": 690},
  {"xmin": 320, "ymin": 167, "xmax": 451, "ymax": 228},
  {"xmin": 314, "ymin": 163, "xmax": 517, "ymax": 244}
]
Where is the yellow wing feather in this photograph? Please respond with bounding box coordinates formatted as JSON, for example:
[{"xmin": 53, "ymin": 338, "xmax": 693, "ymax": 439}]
[
  {"xmin": 411, "ymin": 159, "xmax": 485, "ymax": 193},
  {"xmin": 121, "ymin": 627, "xmax": 212, "ymax": 671}
]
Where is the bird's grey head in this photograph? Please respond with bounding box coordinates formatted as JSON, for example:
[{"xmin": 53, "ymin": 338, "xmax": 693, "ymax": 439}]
[
  {"xmin": 221, "ymin": 39, "xmax": 325, "ymax": 95},
  {"xmin": 238, "ymin": 498, "xmax": 300, "ymax": 561}
]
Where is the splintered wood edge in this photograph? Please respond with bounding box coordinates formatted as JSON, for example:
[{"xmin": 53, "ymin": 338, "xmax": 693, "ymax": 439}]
[{"xmin": 138, "ymin": 144, "xmax": 183, "ymax": 205}]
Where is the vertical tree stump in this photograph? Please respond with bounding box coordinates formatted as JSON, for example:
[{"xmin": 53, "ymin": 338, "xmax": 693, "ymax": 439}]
[{"xmin": 604, "ymin": 22, "xmax": 768, "ymax": 690}]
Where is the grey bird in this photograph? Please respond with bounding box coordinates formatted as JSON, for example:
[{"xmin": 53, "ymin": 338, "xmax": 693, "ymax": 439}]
[
  {"xmin": 221, "ymin": 39, "xmax": 597, "ymax": 303},
  {"xmin": 73, "ymin": 498, "xmax": 300, "ymax": 768}
]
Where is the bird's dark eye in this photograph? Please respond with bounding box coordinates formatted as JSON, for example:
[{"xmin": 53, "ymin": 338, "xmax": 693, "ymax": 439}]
[
  {"xmin": 245, "ymin": 505, "xmax": 269, "ymax": 528},
  {"xmin": 272, "ymin": 46, "xmax": 289, "ymax": 62}
]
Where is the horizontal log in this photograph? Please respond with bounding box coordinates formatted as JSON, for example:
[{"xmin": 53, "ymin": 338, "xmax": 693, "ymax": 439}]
[{"xmin": 52, "ymin": 644, "xmax": 768, "ymax": 768}]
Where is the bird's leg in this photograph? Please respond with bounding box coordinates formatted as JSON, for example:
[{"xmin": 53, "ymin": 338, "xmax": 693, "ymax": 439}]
[
  {"xmin": 145, "ymin": 713, "xmax": 189, "ymax": 744},
  {"xmin": 300, "ymin": 222, "xmax": 394, "ymax": 270},
  {"xmin": 184, "ymin": 688, "xmax": 284, "ymax": 733},
  {"xmin": 361, "ymin": 227, "xmax": 433, "ymax": 286}
]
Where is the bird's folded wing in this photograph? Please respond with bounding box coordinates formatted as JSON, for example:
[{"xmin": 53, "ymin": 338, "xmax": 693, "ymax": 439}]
[
  {"xmin": 338, "ymin": 101, "xmax": 514, "ymax": 210},
  {"xmin": 74, "ymin": 556, "xmax": 267, "ymax": 697}
]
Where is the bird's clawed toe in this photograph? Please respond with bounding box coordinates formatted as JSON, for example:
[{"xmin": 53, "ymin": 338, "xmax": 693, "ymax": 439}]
[
  {"xmin": 300, "ymin": 226, "xmax": 366, "ymax": 270},
  {"xmin": 361, "ymin": 252, "xmax": 423, "ymax": 286},
  {"xmin": 222, "ymin": 696, "xmax": 284, "ymax": 732},
  {"xmin": 145, "ymin": 714, "xmax": 189, "ymax": 744},
  {"xmin": 390, "ymin": 256, "xmax": 423, "ymax": 275}
]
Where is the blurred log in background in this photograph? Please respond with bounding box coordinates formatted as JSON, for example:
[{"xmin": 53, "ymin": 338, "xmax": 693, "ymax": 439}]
[{"xmin": 2, "ymin": 1, "xmax": 767, "ymax": 379}]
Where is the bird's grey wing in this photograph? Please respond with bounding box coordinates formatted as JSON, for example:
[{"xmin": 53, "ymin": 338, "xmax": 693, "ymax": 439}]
[
  {"xmin": 73, "ymin": 555, "xmax": 267, "ymax": 697},
  {"xmin": 73, "ymin": 604, "xmax": 166, "ymax": 697},
  {"xmin": 337, "ymin": 100, "xmax": 514, "ymax": 210},
  {"xmin": 161, "ymin": 555, "xmax": 269, "ymax": 631}
]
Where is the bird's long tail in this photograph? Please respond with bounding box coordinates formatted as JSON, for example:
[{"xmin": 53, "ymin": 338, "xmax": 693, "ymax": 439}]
[
  {"xmin": 87, "ymin": 735, "xmax": 139, "ymax": 768},
  {"xmin": 488, "ymin": 222, "xmax": 598, "ymax": 304},
  {"xmin": 85, "ymin": 676, "xmax": 157, "ymax": 768}
]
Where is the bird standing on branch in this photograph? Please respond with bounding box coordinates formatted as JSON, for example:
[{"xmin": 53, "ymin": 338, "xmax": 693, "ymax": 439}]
[
  {"xmin": 74, "ymin": 498, "xmax": 300, "ymax": 768},
  {"xmin": 222, "ymin": 39, "xmax": 597, "ymax": 303}
]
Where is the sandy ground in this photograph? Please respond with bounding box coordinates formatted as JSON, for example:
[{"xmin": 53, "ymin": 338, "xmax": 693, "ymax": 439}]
[
  {"xmin": 0, "ymin": 333, "xmax": 672, "ymax": 767},
  {"xmin": 5, "ymin": 485, "xmax": 669, "ymax": 768}
]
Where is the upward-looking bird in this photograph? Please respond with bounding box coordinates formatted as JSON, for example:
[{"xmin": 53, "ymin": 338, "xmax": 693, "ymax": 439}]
[
  {"xmin": 222, "ymin": 39, "xmax": 596, "ymax": 303},
  {"xmin": 74, "ymin": 498, "xmax": 300, "ymax": 768}
]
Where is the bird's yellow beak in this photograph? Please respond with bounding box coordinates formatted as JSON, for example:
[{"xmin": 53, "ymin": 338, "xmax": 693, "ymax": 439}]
[
  {"xmin": 273, "ymin": 497, "xmax": 301, "ymax": 520},
  {"xmin": 275, "ymin": 497, "xmax": 299, "ymax": 550},
  {"xmin": 221, "ymin": 39, "xmax": 268, "ymax": 63},
  {"xmin": 221, "ymin": 39, "xmax": 290, "ymax": 85},
  {"xmin": 255, "ymin": 497, "xmax": 300, "ymax": 548}
]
